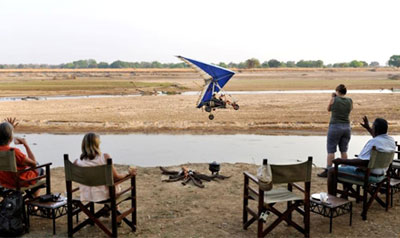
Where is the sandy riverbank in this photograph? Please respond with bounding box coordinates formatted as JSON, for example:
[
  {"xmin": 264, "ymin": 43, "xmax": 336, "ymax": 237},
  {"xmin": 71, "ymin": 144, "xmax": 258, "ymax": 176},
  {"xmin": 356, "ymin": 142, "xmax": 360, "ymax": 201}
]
[
  {"xmin": 1, "ymin": 68, "xmax": 400, "ymax": 135},
  {"xmin": 1, "ymin": 93, "xmax": 400, "ymax": 135}
]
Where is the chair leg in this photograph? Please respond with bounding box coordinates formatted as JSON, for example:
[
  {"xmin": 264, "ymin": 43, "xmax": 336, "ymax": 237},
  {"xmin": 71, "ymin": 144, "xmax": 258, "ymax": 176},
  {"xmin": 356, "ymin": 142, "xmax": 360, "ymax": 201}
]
[
  {"xmin": 89, "ymin": 202, "xmax": 95, "ymax": 226},
  {"xmin": 243, "ymin": 176, "xmax": 249, "ymax": 228},
  {"xmin": 362, "ymin": 186, "xmax": 368, "ymax": 220},
  {"xmin": 386, "ymin": 180, "xmax": 390, "ymax": 211}
]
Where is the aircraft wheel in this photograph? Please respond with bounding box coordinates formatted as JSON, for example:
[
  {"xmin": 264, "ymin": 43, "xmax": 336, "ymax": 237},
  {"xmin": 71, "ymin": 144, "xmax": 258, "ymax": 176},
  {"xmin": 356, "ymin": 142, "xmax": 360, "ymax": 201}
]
[
  {"xmin": 233, "ymin": 104, "xmax": 240, "ymax": 110},
  {"xmin": 205, "ymin": 106, "xmax": 211, "ymax": 112},
  {"xmin": 208, "ymin": 114, "xmax": 214, "ymax": 120}
]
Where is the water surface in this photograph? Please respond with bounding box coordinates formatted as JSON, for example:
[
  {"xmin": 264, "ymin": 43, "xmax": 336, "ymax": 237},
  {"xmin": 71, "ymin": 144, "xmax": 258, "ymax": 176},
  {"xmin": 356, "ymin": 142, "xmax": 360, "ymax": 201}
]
[
  {"xmin": 1, "ymin": 89, "xmax": 397, "ymax": 102},
  {"xmin": 13, "ymin": 134, "xmax": 399, "ymax": 168}
]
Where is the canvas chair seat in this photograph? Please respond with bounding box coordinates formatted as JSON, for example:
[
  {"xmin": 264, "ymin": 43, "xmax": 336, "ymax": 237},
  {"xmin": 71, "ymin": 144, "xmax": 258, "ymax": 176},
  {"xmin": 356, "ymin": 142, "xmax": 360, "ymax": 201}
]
[
  {"xmin": 19, "ymin": 179, "xmax": 46, "ymax": 192},
  {"xmin": 72, "ymin": 191, "xmax": 132, "ymax": 205},
  {"xmin": 249, "ymin": 187, "xmax": 303, "ymax": 204},
  {"xmin": 338, "ymin": 175, "xmax": 385, "ymax": 186}
]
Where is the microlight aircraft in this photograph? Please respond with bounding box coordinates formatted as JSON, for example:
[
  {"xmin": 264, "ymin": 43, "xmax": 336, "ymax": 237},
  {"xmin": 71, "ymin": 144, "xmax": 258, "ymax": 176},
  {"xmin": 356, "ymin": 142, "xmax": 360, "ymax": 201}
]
[{"xmin": 177, "ymin": 56, "xmax": 239, "ymax": 120}]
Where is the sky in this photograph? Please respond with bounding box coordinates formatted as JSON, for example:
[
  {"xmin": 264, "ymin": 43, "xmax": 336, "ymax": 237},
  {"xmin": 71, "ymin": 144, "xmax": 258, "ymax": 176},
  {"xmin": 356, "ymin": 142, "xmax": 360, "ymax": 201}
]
[{"xmin": 1, "ymin": 0, "xmax": 399, "ymax": 65}]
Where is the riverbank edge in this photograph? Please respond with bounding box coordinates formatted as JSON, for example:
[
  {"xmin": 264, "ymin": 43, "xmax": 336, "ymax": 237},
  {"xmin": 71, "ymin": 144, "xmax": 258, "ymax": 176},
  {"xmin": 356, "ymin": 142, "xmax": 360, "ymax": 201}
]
[{"xmin": 14, "ymin": 127, "xmax": 385, "ymax": 136}]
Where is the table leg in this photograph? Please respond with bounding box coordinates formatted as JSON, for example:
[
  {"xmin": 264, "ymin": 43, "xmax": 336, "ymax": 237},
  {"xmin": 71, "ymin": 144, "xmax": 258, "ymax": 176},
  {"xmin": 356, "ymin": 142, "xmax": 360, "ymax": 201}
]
[
  {"xmin": 52, "ymin": 209, "xmax": 56, "ymax": 235},
  {"xmin": 329, "ymin": 208, "xmax": 333, "ymax": 233}
]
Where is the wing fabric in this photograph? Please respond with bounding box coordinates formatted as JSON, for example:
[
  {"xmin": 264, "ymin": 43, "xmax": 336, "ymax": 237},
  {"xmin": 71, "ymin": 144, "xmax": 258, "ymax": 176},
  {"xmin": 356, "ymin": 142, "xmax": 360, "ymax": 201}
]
[{"xmin": 177, "ymin": 56, "xmax": 235, "ymax": 108}]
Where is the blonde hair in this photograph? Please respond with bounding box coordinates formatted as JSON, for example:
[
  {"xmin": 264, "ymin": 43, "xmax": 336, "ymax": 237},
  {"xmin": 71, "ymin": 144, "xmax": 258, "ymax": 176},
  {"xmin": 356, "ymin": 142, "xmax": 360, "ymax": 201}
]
[{"xmin": 80, "ymin": 132, "xmax": 101, "ymax": 160}]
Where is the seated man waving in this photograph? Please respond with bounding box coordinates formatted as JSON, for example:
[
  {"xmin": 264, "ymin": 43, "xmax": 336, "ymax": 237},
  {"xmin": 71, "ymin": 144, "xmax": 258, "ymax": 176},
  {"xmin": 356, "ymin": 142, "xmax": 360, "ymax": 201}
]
[{"xmin": 327, "ymin": 116, "xmax": 396, "ymax": 195}]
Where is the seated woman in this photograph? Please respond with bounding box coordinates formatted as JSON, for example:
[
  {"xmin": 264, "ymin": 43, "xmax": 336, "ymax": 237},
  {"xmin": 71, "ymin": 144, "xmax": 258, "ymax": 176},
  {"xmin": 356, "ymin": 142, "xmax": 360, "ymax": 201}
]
[
  {"xmin": 75, "ymin": 132, "xmax": 136, "ymax": 202},
  {"xmin": 0, "ymin": 118, "xmax": 43, "ymax": 197}
]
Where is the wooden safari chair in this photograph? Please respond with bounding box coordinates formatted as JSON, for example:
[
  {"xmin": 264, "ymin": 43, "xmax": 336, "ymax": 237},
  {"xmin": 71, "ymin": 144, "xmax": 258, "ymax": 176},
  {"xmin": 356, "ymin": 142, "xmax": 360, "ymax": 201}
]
[
  {"xmin": 243, "ymin": 157, "xmax": 313, "ymax": 238},
  {"xmin": 333, "ymin": 147, "xmax": 394, "ymax": 220},
  {"xmin": 64, "ymin": 154, "xmax": 136, "ymax": 237},
  {"xmin": 387, "ymin": 141, "xmax": 400, "ymax": 206},
  {"xmin": 0, "ymin": 149, "xmax": 52, "ymax": 231}
]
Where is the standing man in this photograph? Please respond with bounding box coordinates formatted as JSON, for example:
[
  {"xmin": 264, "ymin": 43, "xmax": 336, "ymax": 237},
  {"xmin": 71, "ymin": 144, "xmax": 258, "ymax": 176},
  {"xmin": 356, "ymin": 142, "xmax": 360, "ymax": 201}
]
[{"xmin": 318, "ymin": 84, "xmax": 353, "ymax": 177}]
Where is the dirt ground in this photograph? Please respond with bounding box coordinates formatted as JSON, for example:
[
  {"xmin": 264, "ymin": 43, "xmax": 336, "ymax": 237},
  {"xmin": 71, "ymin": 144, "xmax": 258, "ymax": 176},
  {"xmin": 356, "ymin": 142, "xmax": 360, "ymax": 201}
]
[{"xmin": 23, "ymin": 164, "xmax": 400, "ymax": 238}]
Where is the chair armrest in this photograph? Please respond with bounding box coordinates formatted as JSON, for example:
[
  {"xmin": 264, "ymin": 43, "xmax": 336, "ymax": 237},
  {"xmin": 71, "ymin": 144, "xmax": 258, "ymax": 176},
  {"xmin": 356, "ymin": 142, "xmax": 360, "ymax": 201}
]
[
  {"xmin": 17, "ymin": 162, "xmax": 52, "ymax": 173},
  {"xmin": 333, "ymin": 158, "xmax": 368, "ymax": 168},
  {"xmin": 114, "ymin": 174, "xmax": 135, "ymax": 186},
  {"xmin": 243, "ymin": 171, "xmax": 259, "ymax": 184},
  {"xmin": 22, "ymin": 174, "xmax": 47, "ymax": 184},
  {"xmin": 115, "ymin": 175, "xmax": 136, "ymax": 199},
  {"xmin": 291, "ymin": 183, "xmax": 305, "ymax": 193}
]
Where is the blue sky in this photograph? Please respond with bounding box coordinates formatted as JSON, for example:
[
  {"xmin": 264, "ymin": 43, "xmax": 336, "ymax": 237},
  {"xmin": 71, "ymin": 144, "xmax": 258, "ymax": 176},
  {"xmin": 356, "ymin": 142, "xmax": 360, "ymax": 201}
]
[{"xmin": 1, "ymin": 0, "xmax": 399, "ymax": 65}]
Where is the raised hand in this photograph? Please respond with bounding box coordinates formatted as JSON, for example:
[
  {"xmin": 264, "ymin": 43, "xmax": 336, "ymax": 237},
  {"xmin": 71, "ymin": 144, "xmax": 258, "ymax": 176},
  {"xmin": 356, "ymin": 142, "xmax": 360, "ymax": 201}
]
[
  {"xmin": 360, "ymin": 116, "xmax": 370, "ymax": 130},
  {"xmin": 128, "ymin": 166, "xmax": 137, "ymax": 176},
  {"xmin": 4, "ymin": 117, "xmax": 19, "ymax": 129}
]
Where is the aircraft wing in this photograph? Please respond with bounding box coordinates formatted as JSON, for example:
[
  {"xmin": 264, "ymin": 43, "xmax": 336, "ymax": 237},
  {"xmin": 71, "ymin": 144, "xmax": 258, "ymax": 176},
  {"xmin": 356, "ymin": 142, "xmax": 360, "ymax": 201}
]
[{"xmin": 177, "ymin": 56, "xmax": 235, "ymax": 108}]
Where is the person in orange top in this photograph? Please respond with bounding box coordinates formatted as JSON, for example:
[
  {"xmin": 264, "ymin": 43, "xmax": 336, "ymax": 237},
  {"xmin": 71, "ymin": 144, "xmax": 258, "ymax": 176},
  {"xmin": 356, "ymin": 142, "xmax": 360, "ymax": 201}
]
[{"xmin": 0, "ymin": 118, "xmax": 42, "ymax": 197}]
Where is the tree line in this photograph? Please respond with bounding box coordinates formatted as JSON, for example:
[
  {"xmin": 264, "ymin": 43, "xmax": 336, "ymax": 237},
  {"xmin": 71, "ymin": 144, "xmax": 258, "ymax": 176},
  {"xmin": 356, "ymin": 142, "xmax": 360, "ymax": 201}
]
[{"xmin": 1, "ymin": 55, "xmax": 400, "ymax": 69}]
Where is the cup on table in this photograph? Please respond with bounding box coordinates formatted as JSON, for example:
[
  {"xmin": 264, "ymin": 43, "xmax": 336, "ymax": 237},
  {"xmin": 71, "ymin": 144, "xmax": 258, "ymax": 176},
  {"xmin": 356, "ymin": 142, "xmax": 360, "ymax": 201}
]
[{"xmin": 320, "ymin": 192, "xmax": 328, "ymax": 203}]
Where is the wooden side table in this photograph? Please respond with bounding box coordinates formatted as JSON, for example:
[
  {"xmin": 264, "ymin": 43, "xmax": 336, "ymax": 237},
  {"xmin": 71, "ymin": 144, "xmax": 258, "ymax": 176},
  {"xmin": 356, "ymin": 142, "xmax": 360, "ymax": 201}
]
[
  {"xmin": 310, "ymin": 193, "xmax": 352, "ymax": 233},
  {"xmin": 26, "ymin": 196, "xmax": 68, "ymax": 235}
]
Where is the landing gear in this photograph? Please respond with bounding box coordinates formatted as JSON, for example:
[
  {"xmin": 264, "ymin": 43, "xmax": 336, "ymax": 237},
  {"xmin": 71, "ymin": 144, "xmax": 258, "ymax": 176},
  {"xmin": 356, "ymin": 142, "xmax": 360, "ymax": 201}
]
[
  {"xmin": 233, "ymin": 103, "xmax": 239, "ymax": 110},
  {"xmin": 208, "ymin": 114, "xmax": 214, "ymax": 120},
  {"xmin": 205, "ymin": 106, "xmax": 212, "ymax": 112}
]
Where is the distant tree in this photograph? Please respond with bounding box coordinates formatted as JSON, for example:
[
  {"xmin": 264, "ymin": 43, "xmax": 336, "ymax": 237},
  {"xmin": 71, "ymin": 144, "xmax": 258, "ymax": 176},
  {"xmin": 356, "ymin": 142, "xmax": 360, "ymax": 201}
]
[
  {"xmin": 333, "ymin": 62, "xmax": 350, "ymax": 68},
  {"xmin": 150, "ymin": 61, "xmax": 162, "ymax": 68},
  {"xmin": 296, "ymin": 60, "xmax": 324, "ymax": 68},
  {"xmin": 228, "ymin": 62, "xmax": 238, "ymax": 68},
  {"xmin": 88, "ymin": 63, "xmax": 98, "ymax": 68},
  {"xmin": 261, "ymin": 61, "xmax": 269, "ymax": 68},
  {"xmin": 110, "ymin": 60, "xmax": 124, "ymax": 68},
  {"xmin": 98, "ymin": 62, "xmax": 109, "ymax": 68},
  {"xmin": 315, "ymin": 60, "xmax": 324, "ymax": 67},
  {"xmin": 360, "ymin": 61, "xmax": 368, "ymax": 67},
  {"xmin": 237, "ymin": 62, "xmax": 246, "ymax": 69},
  {"xmin": 0, "ymin": 65, "xmax": 4, "ymax": 69},
  {"xmin": 268, "ymin": 59, "xmax": 281, "ymax": 68},
  {"xmin": 369, "ymin": 61, "xmax": 380, "ymax": 67},
  {"xmin": 349, "ymin": 60, "xmax": 367, "ymax": 68},
  {"xmin": 87, "ymin": 59, "xmax": 97, "ymax": 68},
  {"xmin": 72, "ymin": 60, "xmax": 88, "ymax": 68},
  {"xmin": 388, "ymin": 55, "xmax": 400, "ymax": 67},
  {"xmin": 286, "ymin": 61, "xmax": 296, "ymax": 67},
  {"xmin": 245, "ymin": 58, "xmax": 260, "ymax": 68},
  {"xmin": 218, "ymin": 62, "xmax": 228, "ymax": 68}
]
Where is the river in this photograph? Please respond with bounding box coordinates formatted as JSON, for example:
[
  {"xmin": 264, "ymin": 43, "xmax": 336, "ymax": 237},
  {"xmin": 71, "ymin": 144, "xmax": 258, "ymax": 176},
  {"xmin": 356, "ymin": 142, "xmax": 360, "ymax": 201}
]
[{"xmin": 12, "ymin": 133, "xmax": 399, "ymax": 168}]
